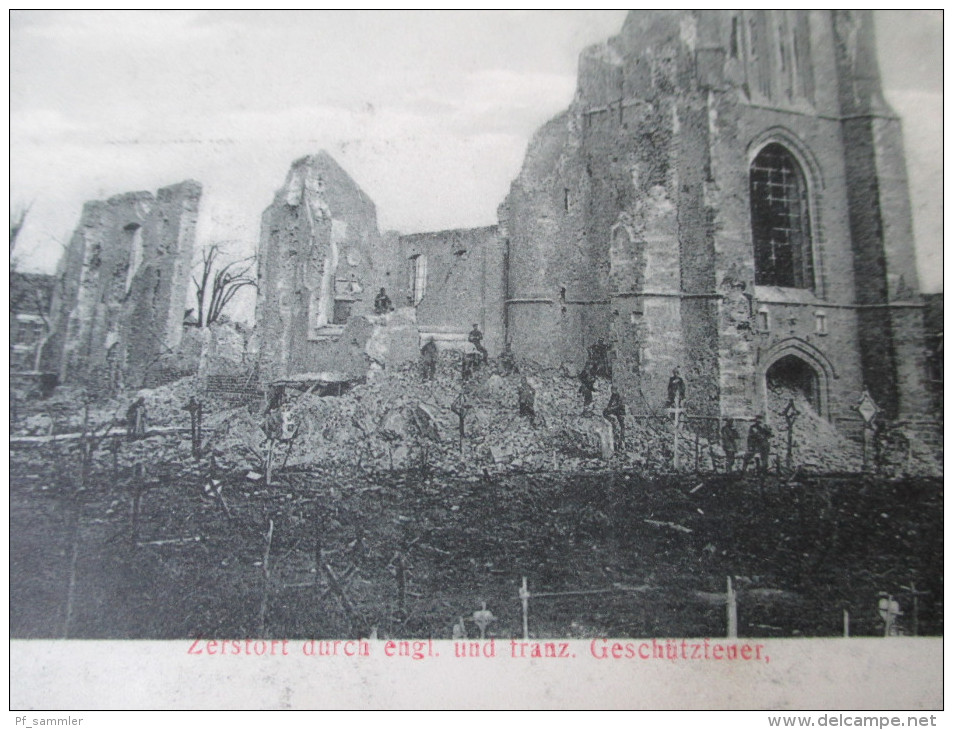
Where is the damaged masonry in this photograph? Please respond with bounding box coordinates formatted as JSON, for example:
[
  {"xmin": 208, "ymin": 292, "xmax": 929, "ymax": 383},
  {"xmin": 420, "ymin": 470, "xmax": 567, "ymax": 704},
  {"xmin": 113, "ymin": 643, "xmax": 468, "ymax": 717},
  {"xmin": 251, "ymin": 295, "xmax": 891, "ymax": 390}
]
[
  {"xmin": 10, "ymin": 11, "xmax": 942, "ymax": 645},
  {"xmin": 23, "ymin": 11, "xmax": 939, "ymax": 463}
]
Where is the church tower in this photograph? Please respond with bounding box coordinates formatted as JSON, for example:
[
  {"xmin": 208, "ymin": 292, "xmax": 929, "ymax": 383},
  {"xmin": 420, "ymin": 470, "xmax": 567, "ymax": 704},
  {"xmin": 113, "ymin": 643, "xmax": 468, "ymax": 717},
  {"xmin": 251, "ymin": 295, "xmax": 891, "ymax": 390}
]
[{"xmin": 500, "ymin": 10, "xmax": 931, "ymax": 428}]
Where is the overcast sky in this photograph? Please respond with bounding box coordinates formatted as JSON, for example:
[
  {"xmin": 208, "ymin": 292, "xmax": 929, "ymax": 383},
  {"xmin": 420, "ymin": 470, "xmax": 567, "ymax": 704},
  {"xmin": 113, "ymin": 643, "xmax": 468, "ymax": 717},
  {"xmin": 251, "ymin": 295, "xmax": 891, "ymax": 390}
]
[{"xmin": 10, "ymin": 10, "xmax": 943, "ymax": 296}]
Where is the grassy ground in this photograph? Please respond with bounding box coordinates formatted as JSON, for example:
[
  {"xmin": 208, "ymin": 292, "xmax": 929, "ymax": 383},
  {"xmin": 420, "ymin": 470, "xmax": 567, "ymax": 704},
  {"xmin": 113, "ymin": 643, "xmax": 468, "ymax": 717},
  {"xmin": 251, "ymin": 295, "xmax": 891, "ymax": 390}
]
[{"xmin": 10, "ymin": 432, "xmax": 943, "ymax": 641}]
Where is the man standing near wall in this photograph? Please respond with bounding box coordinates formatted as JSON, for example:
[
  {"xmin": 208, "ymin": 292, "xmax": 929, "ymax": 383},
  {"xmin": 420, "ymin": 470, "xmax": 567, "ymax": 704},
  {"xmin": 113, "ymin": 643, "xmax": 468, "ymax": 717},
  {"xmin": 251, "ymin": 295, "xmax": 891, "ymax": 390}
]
[
  {"xmin": 721, "ymin": 418, "xmax": 739, "ymax": 473},
  {"xmin": 518, "ymin": 375, "xmax": 536, "ymax": 425},
  {"xmin": 579, "ymin": 368, "xmax": 596, "ymax": 416},
  {"xmin": 126, "ymin": 397, "xmax": 147, "ymax": 441},
  {"xmin": 420, "ymin": 338, "xmax": 437, "ymax": 381},
  {"xmin": 667, "ymin": 368, "xmax": 685, "ymax": 408},
  {"xmin": 603, "ymin": 385, "xmax": 626, "ymax": 446},
  {"xmin": 468, "ymin": 324, "xmax": 488, "ymax": 365},
  {"xmin": 743, "ymin": 416, "xmax": 772, "ymax": 474}
]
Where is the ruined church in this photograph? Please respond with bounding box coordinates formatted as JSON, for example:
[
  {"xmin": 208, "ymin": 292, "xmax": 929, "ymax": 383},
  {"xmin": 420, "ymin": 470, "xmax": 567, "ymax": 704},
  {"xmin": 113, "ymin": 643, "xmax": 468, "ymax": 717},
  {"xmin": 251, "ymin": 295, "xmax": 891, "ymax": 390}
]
[
  {"xmin": 253, "ymin": 10, "xmax": 932, "ymax": 430},
  {"xmin": 40, "ymin": 10, "xmax": 933, "ymax": 436}
]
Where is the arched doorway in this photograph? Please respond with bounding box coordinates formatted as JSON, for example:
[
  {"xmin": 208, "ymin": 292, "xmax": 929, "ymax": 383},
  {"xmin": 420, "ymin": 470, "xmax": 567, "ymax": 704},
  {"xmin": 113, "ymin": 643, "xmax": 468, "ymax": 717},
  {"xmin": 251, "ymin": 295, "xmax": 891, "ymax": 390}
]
[{"xmin": 766, "ymin": 354, "xmax": 820, "ymax": 413}]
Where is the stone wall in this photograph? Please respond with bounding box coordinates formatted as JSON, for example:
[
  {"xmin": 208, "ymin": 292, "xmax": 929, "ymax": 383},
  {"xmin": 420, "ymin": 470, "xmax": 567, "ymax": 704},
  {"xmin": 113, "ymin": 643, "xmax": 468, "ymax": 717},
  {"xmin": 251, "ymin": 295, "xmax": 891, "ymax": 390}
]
[
  {"xmin": 255, "ymin": 152, "xmax": 402, "ymax": 381},
  {"xmin": 498, "ymin": 9, "xmax": 933, "ymax": 426},
  {"xmin": 42, "ymin": 181, "xmax": 201, "ymax": 391},
  {"xmin": 124, "ymin": 181, "xmax": 203, "ymax": 389},
  {"xmin": 397, "ymin": 226, "xmax": 505, "ymax": 354}
]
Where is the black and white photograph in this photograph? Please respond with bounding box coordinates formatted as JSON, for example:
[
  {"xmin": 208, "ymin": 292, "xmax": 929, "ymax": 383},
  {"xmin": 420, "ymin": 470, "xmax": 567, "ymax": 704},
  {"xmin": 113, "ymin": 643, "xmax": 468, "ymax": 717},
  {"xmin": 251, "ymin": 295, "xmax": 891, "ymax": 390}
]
[{"xmin": 9, "ymin": 10, "xmax": 943, "ymax": 711}]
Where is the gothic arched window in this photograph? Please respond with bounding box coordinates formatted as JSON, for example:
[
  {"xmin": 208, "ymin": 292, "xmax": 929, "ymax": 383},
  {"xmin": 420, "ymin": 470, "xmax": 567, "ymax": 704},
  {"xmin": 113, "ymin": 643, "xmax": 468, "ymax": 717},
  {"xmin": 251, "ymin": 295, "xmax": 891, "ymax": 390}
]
[{"xmin": 750, "ymin": 143, "xmax": 814, "ymax": 289}]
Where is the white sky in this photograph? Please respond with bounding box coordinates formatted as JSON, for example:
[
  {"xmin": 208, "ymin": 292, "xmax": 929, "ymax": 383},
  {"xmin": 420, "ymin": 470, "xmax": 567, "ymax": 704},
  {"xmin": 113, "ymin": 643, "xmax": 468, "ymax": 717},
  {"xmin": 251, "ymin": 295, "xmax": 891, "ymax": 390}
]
[{"xmin": 10, "ymin": 10, "xmax": 943, "ymax": 297}]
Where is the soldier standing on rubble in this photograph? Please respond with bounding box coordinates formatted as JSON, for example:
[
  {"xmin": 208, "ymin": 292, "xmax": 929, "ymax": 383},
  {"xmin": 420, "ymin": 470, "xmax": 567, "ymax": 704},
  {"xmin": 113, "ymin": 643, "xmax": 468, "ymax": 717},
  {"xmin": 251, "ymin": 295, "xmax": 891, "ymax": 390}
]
[
  {"xmin": 126, "ymin": 397, "xmax": 147, "ymax": 441},
  {"xmin": 420, "ymin": 338, "xmax": 438, "ymax": 381},
  {"xmin": 667, "ymin": 367, "xmax": 686, "ymax": 407},
  {"xmin": 603, "ymin": 385, "xmax": 626, "ymax": 445},
  {"xmin": 518, "ymin": 375, "xmax": 536, "ymax": 424},
  {"xmin": 587, "ymin": 339, "xmax": 612, "ymax": 379},
  {"xmin": 468, "ymin": 324, "xmax": 488, "ymax": 365},
  {"xmin": 499, "ymin": 342, "xmax": 518, "ymax": 375},
  {"xmin": 743, "ymin": 415, "xmax": 772, "ymax": 473},
  {"xmin": 374, "ymin": 287, "xmax": 393, "ymax": 315},
  {"xmin": 721, "ymin": 418, "xmax": 740, "ymax": 473},
  {"xmin": 461, "ymin": 351, "xmax": 476, "ymax": 381},
  {"xmin": 578, "ymin": 367, "xmax": 596, "ymax": 416}
]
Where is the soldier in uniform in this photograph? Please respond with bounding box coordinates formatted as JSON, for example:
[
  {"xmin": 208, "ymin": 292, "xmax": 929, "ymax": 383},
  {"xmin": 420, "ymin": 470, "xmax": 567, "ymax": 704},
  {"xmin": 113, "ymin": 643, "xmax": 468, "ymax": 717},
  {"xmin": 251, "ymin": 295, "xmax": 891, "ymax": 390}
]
[
  {"xmin": 721, "ymin": 418, "xmax": 740, "ymax": 473},
  {"xmin": 126, "ymin": 397, "xmax": 147, "ymax": 441},
  {"xmin": 374, "ymin": 287, "xmax": 393, "ymax": 314},
  {"xmin": 743, "ymin": 415, "xmax": 773, "ymax": 473},
  {"xmin": 667, "ymin": 367, "xmax": 686, "ymax": 407},
  {"xmin": 420, "ymin": 338, "xmax": 438, "ymax": 381},
  {"xmin": 498, "ymin": 342, "xmax": 518, "ymax": 375},
  {"xmin": 587, "ymin": 339, "xmax": 612, "ymax": 379},
  {"xmin": 578, "ymin": 367, "xmax": 596, "ymax": 416},
  {"xmin": 603, "ymin": 385, "xmax": 626, "ymax": 445},
  {"xmin": 518, "ymin": 375, "xmax": 536, "ymax": 424},
  {"xmin": 468, "ymin": 324, "xmax": 488, "ymax": 365}
]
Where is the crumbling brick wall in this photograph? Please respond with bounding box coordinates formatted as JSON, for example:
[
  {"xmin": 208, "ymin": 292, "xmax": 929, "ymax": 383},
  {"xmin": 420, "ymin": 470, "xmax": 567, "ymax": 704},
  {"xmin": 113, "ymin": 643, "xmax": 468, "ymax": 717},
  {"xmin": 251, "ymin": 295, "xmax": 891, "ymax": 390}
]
[
  {"xmin": 398, "ymin": 226, "xmax": 505, "ymax": 355},
  {"xmin": 255, "ymin": 152, "xmax": 401, "ymax": 381},
  {"xmin": 498, "ymin": 9, "xmax": 933, "ymax": 427},
  {"xmin": 42, "ymin": 180, "xmax": 201, "ymax": 391}
]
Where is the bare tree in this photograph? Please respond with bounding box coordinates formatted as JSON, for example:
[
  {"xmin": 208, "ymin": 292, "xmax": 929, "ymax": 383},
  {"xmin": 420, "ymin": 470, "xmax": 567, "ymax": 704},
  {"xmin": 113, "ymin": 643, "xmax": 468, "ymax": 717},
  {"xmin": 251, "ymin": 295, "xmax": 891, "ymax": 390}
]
[
  {"xmin": 192, "ymin": 244, "xmax": 257, "ymax": 327},
  {"xmin": 10, "ymin": 270, "xmax": 56, "ymax": 373},
  {"xmin": 10, "ymin": 209, "xmax": 70, "ymax": 374}
]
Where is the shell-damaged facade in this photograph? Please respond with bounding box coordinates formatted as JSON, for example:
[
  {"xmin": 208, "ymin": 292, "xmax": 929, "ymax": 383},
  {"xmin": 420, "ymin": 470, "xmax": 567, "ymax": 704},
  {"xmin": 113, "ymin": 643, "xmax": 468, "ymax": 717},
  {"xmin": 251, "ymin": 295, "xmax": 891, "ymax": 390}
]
[
  {"xmin": 255, "ymin": 10, "xmax": 932, "ymax": 431},
  {"xmin": 41, "ymin": 11, "xmax": 933, "ymax": 436},
  {"xmin": 496, "ymin": 9, "xmax": 931, "ymax": 425}
]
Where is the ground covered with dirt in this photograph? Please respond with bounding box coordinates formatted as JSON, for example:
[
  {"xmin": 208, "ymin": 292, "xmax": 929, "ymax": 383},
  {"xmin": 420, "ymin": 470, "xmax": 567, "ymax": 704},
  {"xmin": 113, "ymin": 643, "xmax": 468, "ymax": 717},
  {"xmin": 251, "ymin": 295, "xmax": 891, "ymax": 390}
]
[
  {"xmin": 10, "ymin": 360, "xmax": 942, "ymax": 641},
  {"xmin": 11, "ymin": 437, "xmax": 942, "ymax": 641}
]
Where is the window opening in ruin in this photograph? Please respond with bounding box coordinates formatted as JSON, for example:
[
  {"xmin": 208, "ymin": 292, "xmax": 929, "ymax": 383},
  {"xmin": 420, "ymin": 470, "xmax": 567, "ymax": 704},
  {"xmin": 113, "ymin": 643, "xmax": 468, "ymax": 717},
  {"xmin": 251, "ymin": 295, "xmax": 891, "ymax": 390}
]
[
  {"xmin": 730, "ymin": 17, "xmax": 739, "ymax": 59},
  {"xmin": 123, "ymin": 223, "xmax": 143, "ymax": 294},
  {"xmin": 332, "ymin": 299, "xmax": 352, "ymax": 325},
  {"xmin": 758, "ymin": 308, "xmax": 770, "ymax": 331},
  {"xmin": 564, "ymin": 188, "xmax": 570, "ymax": 212},
  {"xmin": 410, "ymin": 254, "xmax": 428, "ymax": 305},
  {"xmin": 750, "ymin": 143, "xmax": 814, "ymax": 289},
  {"xmin": 814, "ymin": 311, "xmax": 827, "ymax": 335},
  {"xmin": 766, "ymin": 354, "xmax": 820, "ymax": 413}
]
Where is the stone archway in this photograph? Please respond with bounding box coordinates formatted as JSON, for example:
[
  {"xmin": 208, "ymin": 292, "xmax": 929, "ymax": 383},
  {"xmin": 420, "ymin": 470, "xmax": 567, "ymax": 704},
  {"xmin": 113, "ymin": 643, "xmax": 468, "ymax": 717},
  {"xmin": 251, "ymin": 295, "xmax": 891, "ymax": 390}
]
[
  {"xmin": 766, "ymin": 354, "xmax": 820, "ymax": 413},
  {"xmin": 759, "ymin": 337, "xmax": 836, "ymax": 420}
]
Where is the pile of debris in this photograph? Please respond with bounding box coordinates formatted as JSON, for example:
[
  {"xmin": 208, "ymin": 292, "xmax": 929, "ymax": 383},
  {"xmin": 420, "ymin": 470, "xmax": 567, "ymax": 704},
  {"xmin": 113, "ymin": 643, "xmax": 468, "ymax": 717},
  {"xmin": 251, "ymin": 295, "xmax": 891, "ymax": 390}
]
[
  {"xmin": 205, "ymin": 354, "xmax": 742, "ymax": 477},
  {"xmin": 766, "ymin": 385, "xmax": 863, "ymax": 473},
  {"xmin": 16, "ymin": 352, "xmax": 938, "ymax": 479},
  {"xmin": 765, "ymin": 385, "xmax": 941, "ymax": 477}
]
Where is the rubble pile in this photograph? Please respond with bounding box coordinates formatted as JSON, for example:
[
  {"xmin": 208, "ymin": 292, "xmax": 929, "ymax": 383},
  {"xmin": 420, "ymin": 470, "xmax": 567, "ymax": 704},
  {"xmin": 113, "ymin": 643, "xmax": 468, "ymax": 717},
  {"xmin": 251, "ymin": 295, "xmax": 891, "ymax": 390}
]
[
  {"xmin": 204, "ymin": 354, "xmax": 737, "ymax": 476},
  {"xmin": 765, "ymin": 385, "xmax": 940, "ymax": 476},
  {"xmin": 767, "ymin": 385, "xmax": 863, "ymax": 472},
  {"xmin": 13, "ymin": 355, "xmax": 937, "ymax": 478}
]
